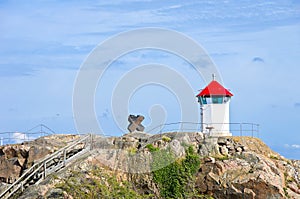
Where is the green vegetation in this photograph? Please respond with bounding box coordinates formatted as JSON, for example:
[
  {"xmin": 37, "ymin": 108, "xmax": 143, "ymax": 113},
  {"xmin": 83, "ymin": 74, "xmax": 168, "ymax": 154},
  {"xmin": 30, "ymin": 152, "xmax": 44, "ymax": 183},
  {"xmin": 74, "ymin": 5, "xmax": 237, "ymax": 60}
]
[
  {"xmin": 269, "ymin": 154, "xmax": 280, "ymax": 160},
  {"xmin": 283, "ymin": 187, "xmax": 290, "ymax": 198},
  {"xmin": 128, "ymin": 147, "xmax": 138, "ymax": 155},
  {"xmin": 283, "ymin": 172, "xmax": 293, "ymax": 198},
  {"xmin": 145, "ymin": 143, "xmax": 159, "ymax": 152},
  {"xmin": 151, "ymin": 145, "xmax": 203, "ymax": 198},
  {"xmin": 56, "ymin": 166, "xmax": 149, "ymax": 199},
  {"xmin": 284, "ymin": 172, "xmax": 295, "ymax": 183},
  {"xmin": 162, "ymin": 135, "xmax": 171, "ymax": 142},
  {"xmin": 286, "ymin": 176, "xmax": 294, "ymax": 183},
  {"xmin": 213, "ymin": 155, "xmax": 229, "ymax": 161}
]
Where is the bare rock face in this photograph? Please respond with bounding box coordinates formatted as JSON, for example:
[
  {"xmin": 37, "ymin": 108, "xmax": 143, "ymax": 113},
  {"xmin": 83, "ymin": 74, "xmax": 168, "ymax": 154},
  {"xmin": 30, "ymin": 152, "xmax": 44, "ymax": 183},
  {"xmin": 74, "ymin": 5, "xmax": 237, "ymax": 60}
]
[
  {"xmin": 0, "ymin": 157, "xmax": 22, "ymax": 183},
  {"xmin": 194, "ymin": 137, "xmax": 300, "ymax": 199},
  {"xmin": 0, "ymin": 145, "xmax": 30, "ymax": 183},
  {"xmin": 27, "ymin": 146, "xmax": 51, "ymax": 166},
  {"xmin": 196, "ymin": 152, "xmax": 286, "ymax": 198}
]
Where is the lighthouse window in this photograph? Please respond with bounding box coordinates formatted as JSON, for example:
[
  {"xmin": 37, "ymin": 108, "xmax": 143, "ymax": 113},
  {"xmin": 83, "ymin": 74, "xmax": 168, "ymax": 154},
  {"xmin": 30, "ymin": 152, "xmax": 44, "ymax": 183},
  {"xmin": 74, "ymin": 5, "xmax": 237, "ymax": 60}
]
[{"xmin": 212, "ymin": 97, "xmax": 223, "ymax": 104}]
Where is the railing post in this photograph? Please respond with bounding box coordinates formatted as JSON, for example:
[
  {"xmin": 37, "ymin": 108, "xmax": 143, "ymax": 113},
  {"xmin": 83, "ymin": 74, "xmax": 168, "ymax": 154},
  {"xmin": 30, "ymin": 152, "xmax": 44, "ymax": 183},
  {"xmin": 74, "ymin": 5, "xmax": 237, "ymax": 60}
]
[
  {"xmin": 90, "ymin": 134, "xmax": 93, "ymax": 150},
  {"xmin": 240, "ymin": 123, "xmax": 243, "ymax": 136},
  {"xmin": 43, "ymin": 161, "xmax": 47, "ymax": 179},
  {"xmin": 180, "ymin": 122, "xmax": 183, "ymax": 132},
  {"xmin": 63, "ymin": 149, "xmax": 66, "ymax": 166},
  {"xmin": 160, "ymin": 124, "xmax": 162, "ymax": 134},
  {"xmin": 251, "ymin": 124, "xmax": 254, "ymax": 137},
  {"xmin": 21, "ymin": 182, "xmax": 24, "ymax": 192}
]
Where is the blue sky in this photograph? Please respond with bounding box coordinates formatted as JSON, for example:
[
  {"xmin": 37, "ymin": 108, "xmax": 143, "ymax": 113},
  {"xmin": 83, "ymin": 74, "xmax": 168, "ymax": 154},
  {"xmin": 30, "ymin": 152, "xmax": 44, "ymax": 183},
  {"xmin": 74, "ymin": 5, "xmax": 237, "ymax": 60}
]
[{"xmin": 0, "ymin": 0, "xmax": 300, "ymax": 159}]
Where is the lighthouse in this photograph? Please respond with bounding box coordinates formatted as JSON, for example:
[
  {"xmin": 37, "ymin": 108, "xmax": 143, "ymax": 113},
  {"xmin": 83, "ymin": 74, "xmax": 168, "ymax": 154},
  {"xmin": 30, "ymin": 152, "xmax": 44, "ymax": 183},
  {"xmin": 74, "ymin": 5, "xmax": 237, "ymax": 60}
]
[{"xmin": 196, "ymin": 75, "xmax": 233, "ymax": 137}]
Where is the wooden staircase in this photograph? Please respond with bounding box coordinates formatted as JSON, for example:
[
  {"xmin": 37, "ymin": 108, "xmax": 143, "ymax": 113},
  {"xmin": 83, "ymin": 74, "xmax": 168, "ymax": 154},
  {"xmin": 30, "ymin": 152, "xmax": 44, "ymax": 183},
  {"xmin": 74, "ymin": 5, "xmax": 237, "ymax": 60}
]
[{"xmin": 0, "ymin": 134, "xmax": 92, "ymax": 199}]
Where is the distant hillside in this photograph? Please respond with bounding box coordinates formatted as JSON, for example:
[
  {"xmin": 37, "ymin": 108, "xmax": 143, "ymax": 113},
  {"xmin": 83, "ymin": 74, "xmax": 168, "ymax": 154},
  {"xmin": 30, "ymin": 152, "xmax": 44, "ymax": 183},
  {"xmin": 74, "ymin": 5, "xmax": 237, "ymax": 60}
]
[{"xmin": 0, "ymin": 132, "xmax": 299, "ymax": 199}]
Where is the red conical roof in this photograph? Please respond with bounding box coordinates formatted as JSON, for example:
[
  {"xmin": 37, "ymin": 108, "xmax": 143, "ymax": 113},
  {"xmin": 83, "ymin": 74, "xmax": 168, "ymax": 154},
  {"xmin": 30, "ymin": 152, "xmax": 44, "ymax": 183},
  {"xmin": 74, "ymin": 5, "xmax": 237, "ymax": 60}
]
[{"xmin": 196, "ymin": 80, "xmax": 233, "ymax": 97}]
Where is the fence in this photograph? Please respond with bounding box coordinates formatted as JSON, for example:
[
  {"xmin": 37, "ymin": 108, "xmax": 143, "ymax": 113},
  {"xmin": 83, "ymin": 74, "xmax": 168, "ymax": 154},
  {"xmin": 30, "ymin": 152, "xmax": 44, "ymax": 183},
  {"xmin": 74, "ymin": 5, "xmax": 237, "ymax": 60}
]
[
  {"xmin": 147, "ymin": 122, "xmax": 259, "ymax": 137},
  {"xmin": 0, "ymin": 124, "xmax": 58, "ymax": 146}
]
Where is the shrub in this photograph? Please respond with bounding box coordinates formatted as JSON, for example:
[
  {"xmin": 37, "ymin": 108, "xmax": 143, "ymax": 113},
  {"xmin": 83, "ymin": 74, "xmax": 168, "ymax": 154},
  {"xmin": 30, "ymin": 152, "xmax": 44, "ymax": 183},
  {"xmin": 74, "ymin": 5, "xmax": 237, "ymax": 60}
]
[
  {"xmin": 151, "ymin": 145, "xmax": 201, "ymax": 198},
  {"xmin": 145, "ymin": 144, "xmax": 159, "ymax": 152},
  {"xmin": 269, "ymin": 154, "xmax": 279, "ymax": 160},
  {"xmin": 162, "ymin": 135, "xmax": 171, "ymax": 142}
]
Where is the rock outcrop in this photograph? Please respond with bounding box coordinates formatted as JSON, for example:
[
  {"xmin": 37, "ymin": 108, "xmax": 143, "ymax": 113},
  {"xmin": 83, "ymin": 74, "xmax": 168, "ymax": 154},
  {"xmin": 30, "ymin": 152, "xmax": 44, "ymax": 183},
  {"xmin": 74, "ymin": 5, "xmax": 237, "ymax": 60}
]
[
  {"xmin": 1, "ymin": 132, "xmax": 299, "ymax": 199},
  {"xmin": 0, "ymin": 135, "xmax": 80, "ymax": 184}
]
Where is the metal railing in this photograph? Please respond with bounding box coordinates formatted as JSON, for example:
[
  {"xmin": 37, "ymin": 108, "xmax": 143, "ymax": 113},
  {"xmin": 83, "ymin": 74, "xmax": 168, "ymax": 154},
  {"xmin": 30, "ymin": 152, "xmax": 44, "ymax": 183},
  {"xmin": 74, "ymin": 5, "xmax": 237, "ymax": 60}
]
[
  {"xmin": 147, "ymin": 122, "xmax": 259, "ymax": 137},
  {"xmin": 0, "ymin": 134, "xmax": 92, "ymax": 199},
  {"xmin": 0, "ymin": 124, "xmax": 57, "ymax": 146}
]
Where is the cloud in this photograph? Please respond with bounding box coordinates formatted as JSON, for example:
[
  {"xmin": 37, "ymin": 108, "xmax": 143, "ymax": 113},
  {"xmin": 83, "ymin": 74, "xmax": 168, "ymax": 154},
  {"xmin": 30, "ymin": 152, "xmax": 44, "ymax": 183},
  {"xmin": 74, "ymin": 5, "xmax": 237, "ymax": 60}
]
[
  {"xmin": 294, "ymin": 103, "xmax": 300, "ymax": 108},
  {"xmin": 154, "ymin": 1, "xmax": 300, "ymax": 30},
  {"xmin": 12, "ymin": 132, "xmax": 28, "ymax": 143},
  {"xmin": 168, "ymin": 5, "xmax": 182, "ymax": 9},
  {"xmin": 32, "ymin": 43, "xmax": 93, "ymax": 55},
  {"xmin": 284, "ymin": 144, "xmax": 300, "ymax": 149},
  {"xmin": 0, "ymin": 64, "xmax": 36, "ymax": 77},
  {"xmin": 211, "ymin": 52, "xmax": 238, "ymax": 58},
  {"xmin": 291, "ymin": 144, "xmax": 300, "ymax": 149},
  {"xmin": 252, "ymin": 57, "xmax": 264, "ymax": 63}
]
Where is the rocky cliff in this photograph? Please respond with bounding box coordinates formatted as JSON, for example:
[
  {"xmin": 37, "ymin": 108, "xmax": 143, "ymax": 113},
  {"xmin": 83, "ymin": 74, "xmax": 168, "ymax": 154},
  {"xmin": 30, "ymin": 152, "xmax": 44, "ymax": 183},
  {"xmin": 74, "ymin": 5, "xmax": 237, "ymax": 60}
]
[
  {"xmin": 0, "ymin": 132, "xmax": 299, "ymax": 199},
  {"xmin": 0, "ymin": 135, "xmax": 80, "ymax": 184}
]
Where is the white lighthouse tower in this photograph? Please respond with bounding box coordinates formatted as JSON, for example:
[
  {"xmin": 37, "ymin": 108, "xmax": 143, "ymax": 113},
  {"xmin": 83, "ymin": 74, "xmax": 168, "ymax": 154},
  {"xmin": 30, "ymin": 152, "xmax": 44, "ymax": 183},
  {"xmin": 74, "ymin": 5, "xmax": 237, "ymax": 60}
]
[{"xmin": 196, "ymin": 75, "xmax": 233, "ymax": 137}]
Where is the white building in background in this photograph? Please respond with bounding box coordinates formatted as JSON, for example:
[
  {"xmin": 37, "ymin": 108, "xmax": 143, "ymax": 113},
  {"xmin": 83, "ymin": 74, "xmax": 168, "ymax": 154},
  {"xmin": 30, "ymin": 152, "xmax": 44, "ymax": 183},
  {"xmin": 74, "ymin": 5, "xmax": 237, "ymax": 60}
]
[{"xmin": 196, "ymin": 76, "xmax": 233, "ymax": 137}]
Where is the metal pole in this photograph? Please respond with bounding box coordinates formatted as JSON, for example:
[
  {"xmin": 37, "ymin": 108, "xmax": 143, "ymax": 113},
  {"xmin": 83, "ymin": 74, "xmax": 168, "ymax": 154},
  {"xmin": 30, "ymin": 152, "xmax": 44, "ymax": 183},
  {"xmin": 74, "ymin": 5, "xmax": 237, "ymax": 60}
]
[
  {"xmin": 251, "ymin": 124, "xmax": 254, "ymax": 137},
  {"xmin": 90, "ymin": 134, "xmax": 93, "ymax": 151},
  {"xmin": 240, "ymin": 123, "xmax": 242, "ymax": 136},
  {"xmin": 42, "ymin": 125, "xmax": 45, "ymax": 154},
  {"xmin": 200, "ymin": 106, "xmax": 204, "ymax": 132}
]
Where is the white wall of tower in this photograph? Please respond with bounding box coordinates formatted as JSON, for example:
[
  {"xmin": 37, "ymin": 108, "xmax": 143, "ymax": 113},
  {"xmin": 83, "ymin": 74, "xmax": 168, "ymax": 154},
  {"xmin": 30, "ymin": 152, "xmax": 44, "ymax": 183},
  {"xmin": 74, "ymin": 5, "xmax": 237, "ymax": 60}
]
[{"xmin": 201, "ymin": 101, "xmax": 231, "ymax": 136}]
